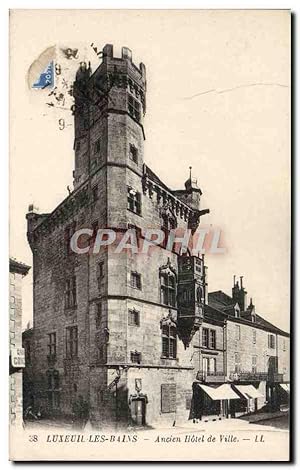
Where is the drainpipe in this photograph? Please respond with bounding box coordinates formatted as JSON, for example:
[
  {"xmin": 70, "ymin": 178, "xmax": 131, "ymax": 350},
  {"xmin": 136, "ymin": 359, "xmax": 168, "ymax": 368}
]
[{"xmin": 223, "ymin": 320, "xmax": 227, "ymax": 382}]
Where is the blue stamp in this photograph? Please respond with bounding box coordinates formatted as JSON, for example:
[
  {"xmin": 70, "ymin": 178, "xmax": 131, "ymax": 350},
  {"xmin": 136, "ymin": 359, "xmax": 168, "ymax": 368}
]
[{"xmin": 32, "ymin": 61, "xmax": 54, "ymax": 89}]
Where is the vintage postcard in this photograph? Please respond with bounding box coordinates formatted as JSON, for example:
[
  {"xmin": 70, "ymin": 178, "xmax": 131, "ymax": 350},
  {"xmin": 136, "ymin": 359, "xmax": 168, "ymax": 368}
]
[{"xmin": 9, "ymin": 9, "xmax": 291, "ymax": 461}]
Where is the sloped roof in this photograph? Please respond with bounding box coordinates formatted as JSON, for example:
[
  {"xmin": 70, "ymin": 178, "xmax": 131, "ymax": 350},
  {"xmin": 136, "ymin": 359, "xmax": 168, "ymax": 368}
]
[
  {"xmin": 145, "ymin": 165, "xmax": 173, "ymax": 193},
  {"xmin": 207, "ymin": 290, "xmax": 289, "ymax": 337}
]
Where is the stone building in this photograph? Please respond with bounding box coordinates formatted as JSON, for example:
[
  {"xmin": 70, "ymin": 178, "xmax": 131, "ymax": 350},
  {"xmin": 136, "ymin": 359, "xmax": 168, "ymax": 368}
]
[
  {"xmin": 207, "ymin": 279, "xmax": 290, "ymax": 414},
  {"xmin": 25, "ymin": 45, "xmax": 289, "ymax": 427},
  {"xmin": 9, "ymin": 258, "xmax": 30, "ymax": 426}
]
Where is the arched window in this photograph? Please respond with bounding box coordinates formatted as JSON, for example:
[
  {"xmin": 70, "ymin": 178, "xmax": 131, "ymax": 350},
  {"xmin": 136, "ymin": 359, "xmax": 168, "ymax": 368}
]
[{"xmin": 161, "ymin": 320, "xmax": 177, "ymax": 359}]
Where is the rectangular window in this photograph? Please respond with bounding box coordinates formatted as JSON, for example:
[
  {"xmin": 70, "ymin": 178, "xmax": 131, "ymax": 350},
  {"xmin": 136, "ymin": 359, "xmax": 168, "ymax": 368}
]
[
  {"xmin": 283, "ymin": 339, "xmax": 286, "ymax": 351},
  {"xmin": 234, "ymin": 352, "xmax": 241, "ymax": 373},
  {"xmin": 128, "ymin": 94, "xmax": 141, "ymax": 121},
  {"xmin": 209, "ymin": 330, "xmax": 216, "ymax": 349},
  {"xmin": 93, "ymin": 138, "xmax": 101, "ymax": 154},
  {"xmin": 127, "ymin": 187, "xmax": 141, "ymax": 215},
  {"xmin": 128, "ymin": 309, "xmax": 140, "ymax": 326},
  {"xmin": 97, "ymin": 261, "xmax": 104, "ymax": 289},
  {"xmin": 130, "ymin": 351, "xmax": 141, "ymax": 364},
  {"xmin": 76, "ymin": 140, "xmax": 81, "ymax": 151},
  {"xmin": 95, "ymin": 303, "xmax": 102, "ymax": 329},
  {"xmin": 202, "ymin": 357, "xmax": 209, "ymax": 374},
  {"xmin": 253, "ymin": 330, "xmax": 256, "ymax": 344},
  {"xmin": 161, "ymin": 323, "xmax": 177, "ymax": 359},
  {"xmin": 66, "ymin": 326, "xmax": 78, "ymax": 358},
  {"xmin": 252, "ymin": 355, "xmax": 257, "ymax": 374},
  {"xmin": 185, "ymin": 391, "xmax": 193, "ymax": 410},
  {"xmin": 47, "ymin": 332, "xmax": 57, "ymax": 357},
  {"xmin": 92, "ymin": 185, "xmax": 98, "ymax": 202},
  {"xmin": 209, "ymin": 357, "xmax": 216, "ymax": 374},
  {"xmin": 90, "ymin": 220, "xmax": 99, "ymax": 246},
  {"xmin": 161, "ymin": 384, "xmax": 176, "ymax": 413},
  {"xmin": 97, "ymin": 344, "xmax": 105, "ymax": 362},
  {"xmin": 128, "ymin": 224, "xmax": 142, "ymax": 247},
  {"xmin": 129, "ymin": 144, "xmax": 138, "ymax": 163},
  {"xmin": 268, "ymin": 334, "xmax": 275, "ymax": 349},
  {"xmin": 24, "ymin": 341, "xmax": 31, "ymax": 364},
  {"xmin": 65, "ymin": 276, "xmax": 77, "ymax": 309},
  {"xmin": 47, "ymin": 370, "xmax": 60, "ymax": 410},
  {"xmin": 65, "ymin": 222, "xmax": 76, "ymax": 255},
  {"xmin": 130, "ymin": 271, "xmax": 142, "ymax": 290},
  {"xmin": 202, "ymin": 328, "xmax": 209, "ymax": 348},
  {"xmin": 160, "ymin": 272, "xmax": 176, "ymax": 307},
  {"xmin": 235, "ymin": 324, "xmax": 241, "ymax": 341}
]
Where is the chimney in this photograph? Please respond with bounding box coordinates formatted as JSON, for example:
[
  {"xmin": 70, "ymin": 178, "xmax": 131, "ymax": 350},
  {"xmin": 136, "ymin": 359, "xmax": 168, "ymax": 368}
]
[{"xmin": 232, "ymin": 275, "xmax": 247, "ymax": 311}]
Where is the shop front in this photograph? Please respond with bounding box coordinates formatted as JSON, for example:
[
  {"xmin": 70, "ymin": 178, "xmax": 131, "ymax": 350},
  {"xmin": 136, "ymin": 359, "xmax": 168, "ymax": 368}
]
[{"xmin": 191, "ymin": 381, "xmax": 240, "ymax": 421}]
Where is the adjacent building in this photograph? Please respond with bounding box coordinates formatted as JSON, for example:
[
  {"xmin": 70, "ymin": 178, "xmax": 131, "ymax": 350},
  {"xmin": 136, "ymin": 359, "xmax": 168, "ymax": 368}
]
[
  {"xmin": 9, "ymin": 258, "xmax": 30, "ymax": 426},
  {"xmin": 24, "ymin": 45, "xmax": 289, "ymax": 428}
]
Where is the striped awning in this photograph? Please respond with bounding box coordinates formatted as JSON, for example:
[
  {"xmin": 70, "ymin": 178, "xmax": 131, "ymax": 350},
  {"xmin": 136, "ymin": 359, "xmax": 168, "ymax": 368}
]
[
  {"xmin": 199, "ymin": 384, "xmax": 240, "ymax": 401},
  {"xmin": 235, "ymin": 385, "xmax": 264, "ymax": 399}
]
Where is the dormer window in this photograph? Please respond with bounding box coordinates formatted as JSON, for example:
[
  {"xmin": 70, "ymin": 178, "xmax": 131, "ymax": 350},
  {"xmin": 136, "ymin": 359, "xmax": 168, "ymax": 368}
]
[{"xmin": 234, "ymin": 303, "xmax": 240, "ymax": 318}]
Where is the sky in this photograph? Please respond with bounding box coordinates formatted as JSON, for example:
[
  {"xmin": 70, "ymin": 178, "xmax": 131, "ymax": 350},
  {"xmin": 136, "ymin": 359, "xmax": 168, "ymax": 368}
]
[{"xmin": 10, "ymin": 10, "xmax": 290, "ymax": 331}]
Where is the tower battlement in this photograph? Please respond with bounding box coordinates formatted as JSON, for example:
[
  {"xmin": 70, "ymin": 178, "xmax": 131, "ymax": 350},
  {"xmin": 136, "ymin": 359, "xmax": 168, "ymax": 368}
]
[{"xmin": 73, "ymin": 44, "xmax": 146, "ymax": 188}]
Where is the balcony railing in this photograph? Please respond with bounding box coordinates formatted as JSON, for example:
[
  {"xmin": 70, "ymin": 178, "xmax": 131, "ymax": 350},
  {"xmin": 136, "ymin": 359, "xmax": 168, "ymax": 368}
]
[
  {"xmin": 229, "ymin": 371, "xmax": 283, "ymax": 382},
  {"xmin": 197, "ymin": 371, "xmax": 226, "ymax": 383}
]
